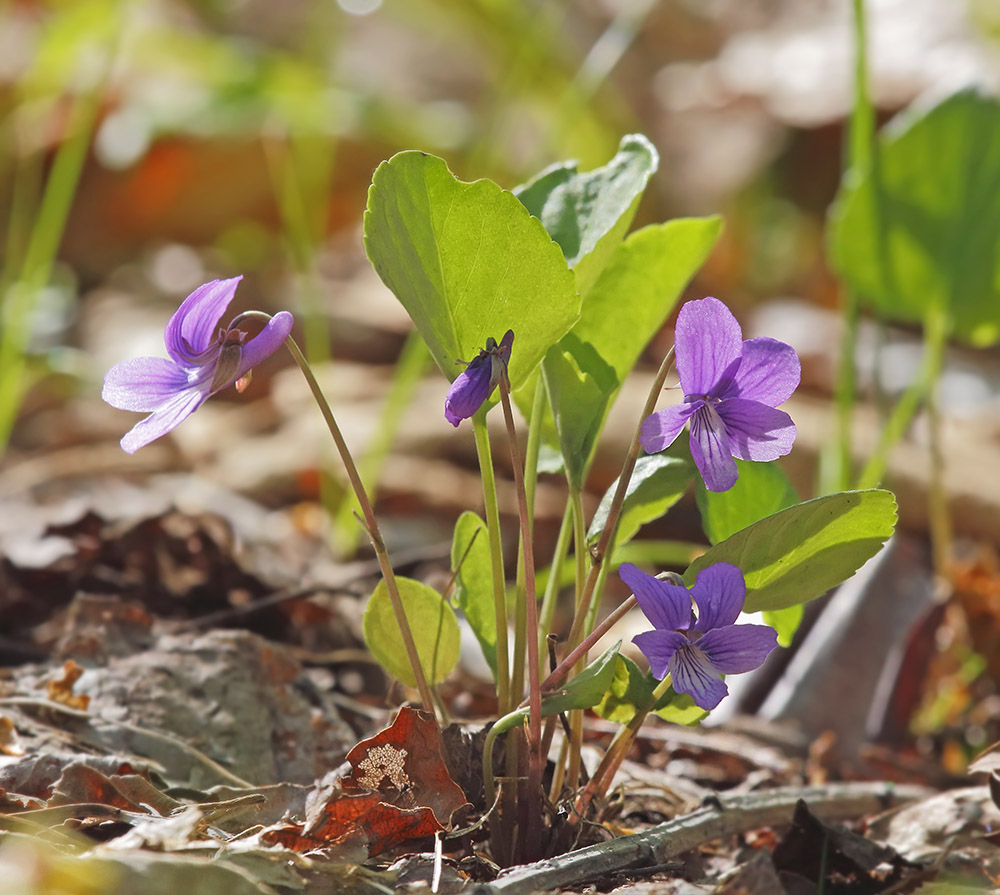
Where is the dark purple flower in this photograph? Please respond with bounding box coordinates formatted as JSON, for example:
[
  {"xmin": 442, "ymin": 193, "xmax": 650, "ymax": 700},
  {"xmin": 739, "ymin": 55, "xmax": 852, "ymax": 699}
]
[
  {"xmin": 621, "ymin": 561, "xmax": 777, "ymax": 710},
  {"xmin": 444, "ymin": 329, "xmax": 514, "ymax": 427},
  {"xmin": 640, "ymin": 297, "xmax": 799, "ymax": 492},
  {"xmin": 102, "ymin": 277, "xmax": 293, "ymax": 454}
]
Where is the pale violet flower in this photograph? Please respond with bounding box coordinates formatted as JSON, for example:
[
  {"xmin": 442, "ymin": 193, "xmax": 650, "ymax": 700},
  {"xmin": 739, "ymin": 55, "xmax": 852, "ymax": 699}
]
[
  {"xmin": 621, "ymin": 561, "xmax": 778, "ymax": 710},
  {"xmin": 640, "ymin": 297, "xmax": 799, "ymax": 492},
  {"xmin": 102, "ymin": 277, "xmax": 293, "ymax": 453}
]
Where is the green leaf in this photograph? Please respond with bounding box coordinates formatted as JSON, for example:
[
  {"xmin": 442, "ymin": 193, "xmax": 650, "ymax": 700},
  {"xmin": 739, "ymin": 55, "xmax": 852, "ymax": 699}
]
[
  {"xmin": 363, "ymin": 577, "xmax": 460, "ymax": 687},
  {"xmin": 500, "ymin": 644, "xmax": 622, "ymax": 730},
  {"xmin": 763, "ymin": 604, "xmax": 804, "ymax": 648},
  {"xmin": 686, "ymin": 490, "xmax": 897, "ymax": 613},
  {"xmin": 451, "ymin": 512, "xmax": 496, "ymax": 678},
  {"xmin": 542, "ymin": 335, "xmax": 618, "ymax": 490},
  {"xmin": 539, "ymin": 642, "xmax": 621, "ymax": 716},
  {"xmin": 541, "ymin": 218, "xmax": 723, "ymax": 486},
  {"xmin": 364, "ymin": 151, "xmax": 580, "ymax": 390},
  {"xmin": 588, "ymin": 453, "xmax": 695, "ymax": 550},
  {"xmin": 570, "ymin": 217, "xmax": 724, "ymax": 384},
  {"xmin": 515, "ymin": 134, "xmax": 658, "ymax": 296},
  {"xmin": 831, "ymin": 89, "xmax": 1000, "ymax": 346},
  {"xmin": 594, "ymin": 654, "xmax": 707, "ymax": 726},
  {"xmin": 695, "ymin": 459, "xmax": 799, "ymax": 546}
]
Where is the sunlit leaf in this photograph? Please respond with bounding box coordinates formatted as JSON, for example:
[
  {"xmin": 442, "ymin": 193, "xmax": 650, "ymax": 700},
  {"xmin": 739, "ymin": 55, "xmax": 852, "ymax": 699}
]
[
  {"xmin": 515, "ymin": 133, "xmax": 658, "ymax": 297},
  {"xmin": 831, "ymin": 89, "xmax": 1000, "ymax": 346},
  {"xmin": 594, "ymin": 653, "xmax": 707, "ymax": 726},
  {"xmin": 539, "ymin": 642, "xmax": 621, "ymax": 717},
  {"xmin": 451, "ymin": 512, "xmax": 496, "ymax": 678},
  {"xmin": 695, "ymin": 459, "xmax": 799, "ymax": 546},
  {"xmin": 589, "ymin": 453, "xmax": 695, "ymax": 549},
  {"xmin": 686, "ymin": 490, "xmax": 897, "ymax": 613},
  {"xmin": 542, "ymin": 217, "xmax": 722, "ymax": 486},
  {"xmin": 364, "ymin": 151, "xmax": 580, "ymax": 391},
  {"xmin": 363, "ymin": 578, "xmax": 460, "ymax": 687}
]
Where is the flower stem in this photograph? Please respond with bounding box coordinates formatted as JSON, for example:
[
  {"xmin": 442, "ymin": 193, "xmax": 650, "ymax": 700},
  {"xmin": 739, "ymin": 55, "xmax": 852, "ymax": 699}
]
[
  {"xmin": 472, "ymin": 414, "xmax": 511, "ymax": 715},
  {"xmin": 537, "ymin": 596, "xmax": 636, "ymax": 695},
  {"xmin": 575, "ymin": 673, "xmax": 674, "ymax": 820},
  {"xmin": 236, "ymin": 314, "xmax": 437, "ymax": 717},
  {"xmin": 537, "ymin": 505, "xmax": 574, "ymax": 678},
  {"xmin": 498, "ymin": 378, "xmax": 543, "ymax": 791},
  {"xmin": 564, "ymin": 347, "xmax": 675, "ymax": 651}
]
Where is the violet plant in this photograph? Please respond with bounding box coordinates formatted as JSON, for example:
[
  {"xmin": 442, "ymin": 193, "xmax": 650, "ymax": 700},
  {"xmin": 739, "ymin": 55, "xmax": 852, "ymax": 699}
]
[{"xmin": 104, "ymin": 135, "xmax": 899, "ymax": 867}]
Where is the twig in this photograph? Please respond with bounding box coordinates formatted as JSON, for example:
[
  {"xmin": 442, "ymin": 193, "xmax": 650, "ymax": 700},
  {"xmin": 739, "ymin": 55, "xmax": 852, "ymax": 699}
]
[{"xmin": 471, "ymin": 782, "xmax": 929, "ymax": 895}]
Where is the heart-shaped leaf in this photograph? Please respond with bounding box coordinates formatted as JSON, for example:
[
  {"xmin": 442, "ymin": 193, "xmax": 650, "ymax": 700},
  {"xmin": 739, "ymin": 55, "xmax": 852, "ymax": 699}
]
[
  {"xmin": 831, "ymin": 89, "xmax": 1000, "ymax": 346},
  {"xmin": 363, "ymin": 577, "xmax": 460, "ymax": 687},
  {"xmin": 364, "ymin": 151, "xmax": 580, "ymax": 389},
  {"xmin": 542, "ymin": 217, "xmax": 723, "ymax": 485}
]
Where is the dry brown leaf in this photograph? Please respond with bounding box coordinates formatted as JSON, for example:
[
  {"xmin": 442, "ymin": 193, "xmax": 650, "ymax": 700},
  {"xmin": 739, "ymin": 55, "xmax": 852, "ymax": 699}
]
[
  {"xmin": 46, "ymin": 659, "xmax": 90, "ymax": 710},
  {"xmin": 0, "ymin": 715, "xmax": 25, "ymax": 757},
  {"xmin": 343, "ymin": 705, "xmax": 468, "ymax": 825},
  {"xmin": 261, "ymin": 706, "xmax": 469, "ymax": 857}
]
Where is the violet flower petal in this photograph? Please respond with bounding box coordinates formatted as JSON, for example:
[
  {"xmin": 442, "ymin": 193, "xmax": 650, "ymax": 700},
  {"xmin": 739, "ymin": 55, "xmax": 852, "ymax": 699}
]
[
  {"xmin": 690, "ymin": 563, "xmax": 746, "ymax": 633},
  {"xmin": 669, "ymin": 643, "xmax": 728, "ymax": 710},
  {"xmin": 444, "ymin": 354, "xmax": 493, "ymax": 427},
  {"xmin": 639, "ymin": 402, "xmax": 700, "ymax": 454},
  {"xmin": 674, "ymin": 297, "xmax": 742, "ymax": 395},
  {"xmin": 619, "ymin": 562, "xmax": 691, "ymax": 631},
  {"xmin": 717, "ymin": 399, "xmax": 796, "ymax": 463},
  {"xmin": 632, "ymin": 630, "xmax": 688, "ymax": 680},
  {"xmin": 165, "ymin": 277, "xmax": 242, "ymax": 364},
  {"xmin": 689, "ymin": 405, "xmax": 738, "ymax": 492},
  {"xmin": 726, "ymin": 337, "xmax": 801, "ymax": 406},
  {"xmin": 103, "ymin": 357, "xmax": 194, "ymax": 412},
  {"xmin": 120, "ymin": 387, "xmax": 208, "ymax": 454},
  {"xmin": 232, "ymin": 311, "xmax": 295, "ymax": 383},
  {"xmin": 698, "ymin": 624, "xmax": 778, "ymax": 674}
]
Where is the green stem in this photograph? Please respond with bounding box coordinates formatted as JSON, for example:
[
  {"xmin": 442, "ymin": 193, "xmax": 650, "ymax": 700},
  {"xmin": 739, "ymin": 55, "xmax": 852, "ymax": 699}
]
[
  {"xmin": 538, "ymin": 596, "xmax": 636, "ymax": 695},
  {"xmin": 570, "ymin": 487, "xmax": 588, "ymax": 605},
  {"xmin": 482, "ymin": 708, "xmax": 527, "ymax": 807},
  {"xmin": 235, "ymin": 314, "xmax": 436, "ymax": 717},
  {"xmin": 926, "ymin": 340, "xmax": 952, "ymax": 579},
  {"xmin": 473, "ymin": 414, "xmax": 511, "ymax": 714},
  {"xmin": 832, "ymin": 0, "xmax": 875, "ymax": 492},
  {"xmin": 335, "ymin": 330, "xmax": 431, "ymax": 555},
  {"xmin": 499, "ymin": 379, "xmax": 543, "ymax": 789},
  {"xmin": 576, "ymin": 673, "xmax": 674, "ymax": 818},
  {"xmin": 537, "ymin": 504, "xmax": 573, "ymax": 678},
  {"xmin": 856, "ymin": 308, "xmax": 947, "ymax": 489},
  {"xmin": 565, "ymin": 347, "xmax": 675, "ymax": 650},
  {"xmin": 510, "ymin": 383, "xmax": 545, "ymax": 710}
]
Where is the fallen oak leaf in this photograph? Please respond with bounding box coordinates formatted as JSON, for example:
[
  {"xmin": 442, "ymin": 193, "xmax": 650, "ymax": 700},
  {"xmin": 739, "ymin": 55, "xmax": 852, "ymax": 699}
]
[
  {"xmin": 47, "ymin": 763, "xmax": 181, "ymax": 816},
  {"xmin": 343, "ymin": 705, "xmax": 468, "ymax": 825},
  {"xmin": 262, "ymin": 791, "xmax": 442, "ymax": 857},
  {"xmin": 261, "ymin": 707, "xmax": 470, "ymax": 858}
]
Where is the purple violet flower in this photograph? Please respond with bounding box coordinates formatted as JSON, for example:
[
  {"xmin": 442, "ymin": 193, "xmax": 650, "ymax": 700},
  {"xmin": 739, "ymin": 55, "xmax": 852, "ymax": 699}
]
[
  {"xmin": 102, "ymin": 277, "xmax": 293, "ymax": 454},
  {"xmin": 640, "ymin": 297, "xmax": 800, "ymax": 492},
  {"xmin": 621, "ymin": 561, "xmax": 777, "ymax": 710},
  {"xmin": 444, "ymin": 329, "xmax": 514, "ymax": 427}
]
